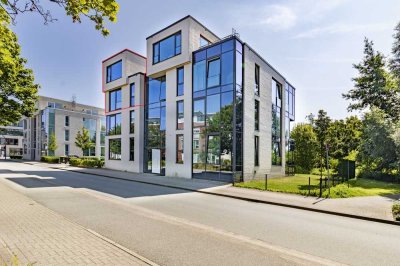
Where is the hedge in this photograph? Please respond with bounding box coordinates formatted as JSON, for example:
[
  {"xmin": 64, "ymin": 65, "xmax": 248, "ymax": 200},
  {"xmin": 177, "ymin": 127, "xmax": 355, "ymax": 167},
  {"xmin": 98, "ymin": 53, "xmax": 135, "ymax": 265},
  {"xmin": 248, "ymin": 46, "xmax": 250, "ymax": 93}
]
[
  {"xmin": 69, "ymin": 157, "xmax": 104, "ymax": 168},
  {"xmin": 393, "ymin": 202, "xmax": 400, "ymax": 221},
  {"xmin": 41, "ymin": 156, "xmax": 60, "ymax": 163},
  {"xmin": 10, "ymin": 155, "xmax": 23, "ymax": 159}
]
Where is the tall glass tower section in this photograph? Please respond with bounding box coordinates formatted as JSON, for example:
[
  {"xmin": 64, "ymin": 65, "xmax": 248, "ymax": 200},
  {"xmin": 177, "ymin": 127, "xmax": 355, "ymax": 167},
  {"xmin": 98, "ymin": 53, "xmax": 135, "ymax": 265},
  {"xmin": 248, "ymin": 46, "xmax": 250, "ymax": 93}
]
[{"xmin": 192, "ymin": 37, "xmax": 243, "ymax": 182}]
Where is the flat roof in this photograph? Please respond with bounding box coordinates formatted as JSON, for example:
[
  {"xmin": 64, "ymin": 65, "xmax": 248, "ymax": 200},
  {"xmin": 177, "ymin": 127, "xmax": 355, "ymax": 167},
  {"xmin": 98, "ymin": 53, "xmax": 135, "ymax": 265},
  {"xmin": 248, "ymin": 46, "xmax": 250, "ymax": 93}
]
[{"xmin": 146, "ymin": 15, "xmax": 220, "ymax": 40}]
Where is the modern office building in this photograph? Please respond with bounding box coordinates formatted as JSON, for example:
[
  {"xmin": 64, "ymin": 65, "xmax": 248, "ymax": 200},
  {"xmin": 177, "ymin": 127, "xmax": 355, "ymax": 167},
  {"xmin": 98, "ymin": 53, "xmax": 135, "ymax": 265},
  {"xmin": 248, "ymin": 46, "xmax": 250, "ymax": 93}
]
[
  {"xmin": 102, "ymin": 16, "xmax": 295, "ymax": 182},
  {"xmin": 0, "ymin": 122, "xmax": 24, "ymax": 158},
  {"xmin": 22, "ymin": 96, "xmax": 106, "ymax": 160}
]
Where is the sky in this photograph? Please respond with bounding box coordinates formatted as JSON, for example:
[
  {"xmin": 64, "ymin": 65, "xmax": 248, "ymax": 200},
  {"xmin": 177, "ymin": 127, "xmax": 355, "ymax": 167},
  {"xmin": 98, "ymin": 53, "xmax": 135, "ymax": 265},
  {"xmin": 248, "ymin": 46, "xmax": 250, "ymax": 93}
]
[{"xmin": 11, "ymin": 0, "xmax": 400, "ymax": 122}]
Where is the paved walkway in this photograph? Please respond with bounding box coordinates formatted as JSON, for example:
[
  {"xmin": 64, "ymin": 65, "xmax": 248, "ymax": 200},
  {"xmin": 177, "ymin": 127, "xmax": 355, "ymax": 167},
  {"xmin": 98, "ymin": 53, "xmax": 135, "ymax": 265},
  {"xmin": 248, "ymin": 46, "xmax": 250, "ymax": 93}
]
[
  {"xmin": 24, "ymin": 161, "xmax": 399, "ymax": 222},
  {"xmin": 0, "ymin": 177, "xmax": 153, "ymax": 266}
]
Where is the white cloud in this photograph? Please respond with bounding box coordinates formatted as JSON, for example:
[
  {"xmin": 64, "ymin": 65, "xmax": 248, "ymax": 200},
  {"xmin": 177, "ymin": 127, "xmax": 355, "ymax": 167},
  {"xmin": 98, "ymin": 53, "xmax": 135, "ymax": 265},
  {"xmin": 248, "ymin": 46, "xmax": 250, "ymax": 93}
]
[
  {"xmin": 293, "ymin": 22, "xmax": 393, "ymax": 39},
  {"xmin": 259, "ymin": 5, "xmax": 297, "ymax": 30}
]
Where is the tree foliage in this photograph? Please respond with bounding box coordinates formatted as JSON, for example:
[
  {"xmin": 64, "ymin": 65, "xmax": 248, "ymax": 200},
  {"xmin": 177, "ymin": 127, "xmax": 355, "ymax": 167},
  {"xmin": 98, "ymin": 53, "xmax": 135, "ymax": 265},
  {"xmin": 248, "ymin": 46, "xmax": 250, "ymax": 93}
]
[
  {"xmin": 48, "ymin": 132, "xmax": 58, "ymax": 154},
  {"xmin": 313, "ymin": 109, "xmax": 331, "ymax": 169},
  {"xmin": 0, "ymin": 8, "xmax": 39, "ymax": 126},
  {"xmin": 390, "ymin": 21, "xmax": 400, "ymax": 85},
  {"xmin": 343, "ymin": 38, "xmax": 400, "ymax": 120},
  {"xmin": 1, "ymin": 0, "xmax": 119, "ymax": 36},
  {"xmin": 290, "ymin": 123, "xmax": 318, "ymax": 173},
  {"xmin": 75, "ymin": 127, "xmax": 94, "ymax": 154}
]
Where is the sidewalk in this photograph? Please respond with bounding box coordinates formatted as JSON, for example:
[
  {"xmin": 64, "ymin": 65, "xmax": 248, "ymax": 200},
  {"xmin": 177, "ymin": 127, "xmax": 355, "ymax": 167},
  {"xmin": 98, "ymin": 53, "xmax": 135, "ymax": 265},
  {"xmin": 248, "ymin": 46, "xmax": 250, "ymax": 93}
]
[
  {"xmin": 24, "ymin": 161, "xmax": 398, "ymax": 223},
  {"xmin": 0, "ymin": 177, "xmax": 154, "ymax": 266}
]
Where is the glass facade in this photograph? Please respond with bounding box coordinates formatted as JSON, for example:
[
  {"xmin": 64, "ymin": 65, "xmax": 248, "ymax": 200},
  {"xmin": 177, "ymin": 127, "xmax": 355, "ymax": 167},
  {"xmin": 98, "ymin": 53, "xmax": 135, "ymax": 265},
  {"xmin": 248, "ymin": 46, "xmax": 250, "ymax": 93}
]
[
  {"xmin": 192, "ymin": 38, "xmax": 242, "ymax": 182},
  {"xmin": 177, "ymin": 67, "xmax": 184, "ymax": 96},
  {"xmin": 144, "ymin": 76, "xmax": 166, "ymax": 174},
  {"xmin": 83, "ymin": 118, "xmax": 97, "ymax": 156},
  {"xmin": 109, "ymin": 89, "xmax": 122, "ymax": 111},
  {"xmin": 272, "ymin": 79, "xmax": 282, "ymax": 166},
  {"xmin": 285, "ymin": 83, "xmax": 296, "ymax": 175},
  {"xmin": 153, "ymin": 32, "xmax": 181, "ymax": 64},
  {"xmin": 106, "ymin": 60, "xmax": 122, "ymax": 83}
]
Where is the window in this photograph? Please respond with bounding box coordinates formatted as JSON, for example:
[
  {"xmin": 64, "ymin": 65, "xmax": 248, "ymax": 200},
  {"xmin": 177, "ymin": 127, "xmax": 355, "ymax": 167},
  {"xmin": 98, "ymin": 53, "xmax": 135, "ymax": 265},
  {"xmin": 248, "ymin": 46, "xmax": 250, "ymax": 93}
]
[
  {"xmin": 153, "ymin": 32, "xmax": 181, "ymax": 64},
  {"xmin": 109, "ymin": 89, "xmax": 122, "ymax": 111},
  {"xmin": 207, "ymin": 58, "xmax": 220, "ymax": 88},
  {"xmin": 176, "ymin": 134, "xmax": 184, "ymax": 164},
  {"xmin": 106, "ymin": 113, "xmax": 121, "ymax": 135},
  {"xmin": 130, "ymin": 83, "xmax": 135, "ymax": 106},
  {"xmin": 255, "ymin": 100, "xmax": 259, "ymax": 131},
  {"xmin": 65, "ymin": 129, "xmax": 70, "ymax": 141},
  {"xmin": 129, "ymin": 137, "xmax": 134, "ymax": 161},
  {"xmin": 177, "ymin": 67, "xmax": 184, "ymax": 96},
  {"xmin": 200, "ymin": 35, "xmax": 210, "ymax": 47},
  {"xmin": 65, "ymin": 116, "xmax": 69, "ymax": 127},
  {"xmin": 193, "ymin": 60, "xmax": 206, "ymax": 92},
  {"xmin": 106, "ymin": 60, "xmax": 122, "ymax": 83},
  {"xmin": 65, "ymin": 144, "xmax": 69, "ymax": 156},
  {"xmin": 177, "ymin": 101, "xmax": 184, "ymax": 130},
  {"xmin": 193, "ymin": 99, "xmax": 205, "ymax": 127},
  {"xmin": 130, "ymin": 110, "xmax": 135, "ymax": 133},
  {"xmin": 255, "ymin": 64, "xmax": 260, "ymax": 96},
  {"xmin": 109, "ymin": 138, "xmax": 121, "ymax": 160},
  {"xmin": 255, "ymin": 136, "xmax": 259, "ymax": 166}
]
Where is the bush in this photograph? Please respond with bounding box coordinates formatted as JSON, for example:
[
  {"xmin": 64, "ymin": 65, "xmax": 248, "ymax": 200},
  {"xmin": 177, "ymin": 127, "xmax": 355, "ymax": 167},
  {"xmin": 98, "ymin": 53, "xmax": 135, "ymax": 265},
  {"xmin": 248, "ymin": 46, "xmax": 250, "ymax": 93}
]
[
  {"xmin": 69, "ymin": 157, "xmax": 104, "ymax": 168},
  {"xmin": 392, "ymin": 202, "xmax": 400, "ymax": 221},
  {"xmin": 40, "ymin": 156, "xmax": 60, "ymax": 163},
  {"xmin": 359, "ymin": 171, "xmax": 400, "ymax": 183},
  {"xmin": 10, "ymin": 155, "xmax": 23, "ymax": 159}
]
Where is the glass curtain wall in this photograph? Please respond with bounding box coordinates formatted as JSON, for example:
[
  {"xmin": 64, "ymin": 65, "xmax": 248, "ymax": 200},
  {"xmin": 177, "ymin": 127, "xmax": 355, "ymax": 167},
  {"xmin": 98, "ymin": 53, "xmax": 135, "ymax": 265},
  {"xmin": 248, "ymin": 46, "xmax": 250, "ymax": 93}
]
[
  {"xmin": 144, "ymin": 76, "xmax": 166, "ymax": 175},
  {"xmin": 272, "ymin": 79, "xmax": 282, "ymax": 165},
  {"xmin": 192, "ymin": 38, "xmax": 243, "ymax": 182},
  {"xmin": 285, "ymin": 83, "xmax": 295, "ymax": 175},
  {"xmin": 83, "ymin": 118, "xmax": 97, "ymax": 156}
]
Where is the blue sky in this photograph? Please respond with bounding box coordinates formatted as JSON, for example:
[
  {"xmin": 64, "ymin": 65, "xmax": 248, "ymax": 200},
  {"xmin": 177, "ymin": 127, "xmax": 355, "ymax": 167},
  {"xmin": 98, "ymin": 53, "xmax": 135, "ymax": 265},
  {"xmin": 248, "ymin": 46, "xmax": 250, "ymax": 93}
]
[{"xmin": 11, "ymin": 0, "xmax": 400, "ymax": 121}]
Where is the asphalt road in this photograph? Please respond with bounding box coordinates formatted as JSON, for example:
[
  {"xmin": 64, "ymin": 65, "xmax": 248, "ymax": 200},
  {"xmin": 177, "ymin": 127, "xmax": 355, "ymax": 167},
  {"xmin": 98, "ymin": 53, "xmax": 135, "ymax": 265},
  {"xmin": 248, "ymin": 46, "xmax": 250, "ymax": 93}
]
[{"xmin": 1, "ymin": 161, "xmax": 400, "ymax": 266}]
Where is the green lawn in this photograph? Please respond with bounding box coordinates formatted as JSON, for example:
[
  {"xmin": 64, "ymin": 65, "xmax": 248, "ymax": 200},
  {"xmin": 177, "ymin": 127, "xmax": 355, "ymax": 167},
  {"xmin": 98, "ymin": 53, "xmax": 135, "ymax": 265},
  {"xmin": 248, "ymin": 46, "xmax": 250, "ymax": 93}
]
[{"xmin": 235, "ymin": 174, "xmax": 400, "ymax": 198}]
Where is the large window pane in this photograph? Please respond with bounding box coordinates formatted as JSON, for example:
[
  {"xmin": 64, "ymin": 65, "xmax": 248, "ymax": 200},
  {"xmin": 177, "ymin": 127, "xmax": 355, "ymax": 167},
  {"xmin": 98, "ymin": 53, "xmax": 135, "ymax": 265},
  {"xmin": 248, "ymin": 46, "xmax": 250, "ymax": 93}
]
[
  {"xmin": 153, "ymin": 32, "xmax": 181, "ymax": 64},
  {"xmin": 193, "ymin": 60, "xmax": 206, "ymax": 92},
  {"xmin": 176, "ymin": 134, "xmax": 184, "ymax": 164},
  {"xmin": 207, "ymin": 135, "xmax": 220, "ymax": 173},
  {"xmin": 221, "ymin": 51, "xmax": 233, "ymax": 85},
  {"xmin": 129, "ymin": 138, "xmax": 134, "ymax": 161},
  {"xmin": 109, "ymin": 89, "xmax": 121, "ymax": 111},
  {"xmin": 193, "ymin": 99, "xmax": 205, "ymax": 127},
  {"xmin": 207, "ymin": 59, "xmax": 220, "ymax": 88},
  {"xmin": 130, "ymin": 83, "xmax": 135, "ymax": 106},
  {"xmin": 207, "ymin": 94, "xmax": 220, "ymax": 132},
  {"xmin": 130, "ymin": 110, "xmax": 135, "ymax": 133},
  {"xmin": 255, "ymin": 100, "xmax": 259, "ymax": 131},
  {"xmin": 177, "ymin": 67, "xmax": 184, "ymax": 96},
  {"xmin": 106, "ymin": 60, "xmax": 122, "ymax": 83},
  {"xmin": 109, "ymin": 138, "xmax": 121, "ymax": 160}
]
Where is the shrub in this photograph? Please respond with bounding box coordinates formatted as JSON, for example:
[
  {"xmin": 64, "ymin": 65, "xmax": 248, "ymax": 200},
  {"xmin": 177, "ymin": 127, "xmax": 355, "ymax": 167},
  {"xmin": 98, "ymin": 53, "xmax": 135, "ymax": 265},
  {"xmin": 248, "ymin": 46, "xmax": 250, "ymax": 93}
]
[
  {"xmin": 392, "ymin": 202, "xmax": 400, "ymax": 221},
  {"xmin": 69, "ymin": 157, "xmax": 104, "ymax": 168},
  {"xmin": 40, "ymin": 156, "xmax": 60, "ymax": 163},
  {"xmin": 10, "ymin": 155, "xmax": 23, "ymax": 159}
]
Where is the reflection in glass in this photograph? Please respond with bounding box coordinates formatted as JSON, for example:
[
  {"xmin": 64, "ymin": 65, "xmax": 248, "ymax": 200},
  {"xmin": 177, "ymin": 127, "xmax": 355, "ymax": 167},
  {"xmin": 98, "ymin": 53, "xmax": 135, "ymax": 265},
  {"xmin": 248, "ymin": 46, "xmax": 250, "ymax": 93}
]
[{"xmin": 207, "ymin": 59, "xmax": 220, "ymax": 88}]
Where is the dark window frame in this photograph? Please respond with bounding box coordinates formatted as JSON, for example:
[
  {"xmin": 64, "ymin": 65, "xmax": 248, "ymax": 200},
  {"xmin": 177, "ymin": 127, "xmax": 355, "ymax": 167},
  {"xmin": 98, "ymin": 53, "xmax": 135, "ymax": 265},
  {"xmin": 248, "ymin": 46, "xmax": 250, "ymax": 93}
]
[
  {"xmin": 176, "ymin": 100, "xmax": 184, "ymax": 130},
  {"xmin": 65, "ymin": 116, "xmax": 69, "ymax": 127},
  {"xmin": 129, "ymin": 137, "xmax": 135, "ymax": 161},
  {"xmin": 108, "ymin": 138, "xmax": 122, "ymax": 160},
  {"xmin": 65, "ymin": 129, "xmax": 70, "ymax": 141},
  {"xmin": 130, "ymin": 83, "xmax": 135, "ymax": 107},
  {"xmin": 106, "ymin": 113, "xmax": 121, "ymax": 136},
  {"xmin": 255, "ymin": 64, "xmax": 260, "ymax": 96},
  {"xmin": 200, "ymin": 35, "xmax": 210, "ymax": 47},
  {"xmin": 153, "ymin": 31, "xmax": 182, "ymax": 64},
  {"xmin": 106, "ymin": 60, "xmax": 122, "ymax": 83},
  {"xmin": 255, "ymin": 136, "xmax": 259, "ymax": 166},
  {"xmin": 177, "ymin": 67, "xmax": 184, "ymax": 96},
  {"xmin": 130, "ymin": 110, "xmax": 135, "ymax": 134},
  {"xmin": 109, "ymin": 88, "xmax": 122, "ymax": 112},
  {"xmin": 255, "ymin": 100, "xmax": 260, "ymax": 131},
  {"xmin": 176, "ymin": 134, "xmax": 184, "ymax": 164},
  {"xmin": 206, "ymin": 57, "xmax": 221, "ymax": 88}
]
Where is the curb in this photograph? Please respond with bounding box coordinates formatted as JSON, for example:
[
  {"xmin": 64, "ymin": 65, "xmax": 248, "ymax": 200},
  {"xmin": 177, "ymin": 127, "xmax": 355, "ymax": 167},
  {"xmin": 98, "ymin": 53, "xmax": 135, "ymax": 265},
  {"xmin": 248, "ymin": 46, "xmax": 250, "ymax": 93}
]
[{"xmin": 23, "ymin": 161, "xmax": 400, "ymax": 226}]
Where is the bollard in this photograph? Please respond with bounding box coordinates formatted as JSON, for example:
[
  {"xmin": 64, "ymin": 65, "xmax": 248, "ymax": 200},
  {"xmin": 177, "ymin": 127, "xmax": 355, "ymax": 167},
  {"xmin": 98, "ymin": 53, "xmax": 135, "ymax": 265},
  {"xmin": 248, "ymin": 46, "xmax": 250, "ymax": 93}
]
[
  {"xmin": 265, "ymin": 174, "xmax": 268, "ymax": 191},
  {"xmin": 308, "ymin": 176, "xmax": 310, "ymax": 196},
  {"xmin": 319, "ymin": 177, "xmax": 322, "ymax": 198}
]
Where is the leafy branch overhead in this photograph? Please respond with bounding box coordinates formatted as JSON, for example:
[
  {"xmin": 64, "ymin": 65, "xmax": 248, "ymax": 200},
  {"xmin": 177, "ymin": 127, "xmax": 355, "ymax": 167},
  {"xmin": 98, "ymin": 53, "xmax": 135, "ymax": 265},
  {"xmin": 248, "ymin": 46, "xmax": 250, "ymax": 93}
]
[{"xmin": 0, "ymin": 0, "xmax": 119, "ymax": 36}]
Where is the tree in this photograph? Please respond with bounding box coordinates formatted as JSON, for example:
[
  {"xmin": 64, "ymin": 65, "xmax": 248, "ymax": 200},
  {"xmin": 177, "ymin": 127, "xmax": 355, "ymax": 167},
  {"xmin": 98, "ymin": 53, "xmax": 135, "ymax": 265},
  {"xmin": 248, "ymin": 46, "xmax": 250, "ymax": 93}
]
[
  {"xmin": 1, "ymin": 0, "xmax": 119, "ymax": 36},
  {"xmin": 390, "ymin": 21, "xmax": 400, "ymax": 86},
  {"xmin": 313, "ymin": 109, "xmax": 331, "ymax": 174},
  {"xmin": 290, "ymin": 123, "xmax": 318, "ymax": 174},
  {"xmin": 0, "ymin": 9, "xmax": 39, "ymax": 126},
  {"xmin": 48, "ymin": 132, "xmax": 58, "ymax": 155},
  {"xmin": 343, "ymin": 38, "xmax": 399, "ymax": 120},
  {"xmin": 358, "ymin": 109, "xmax": 397, "ymax": 172},
  {"xmin": 75, "ymin": 127, "xmax": 94, "ymax": 155}
]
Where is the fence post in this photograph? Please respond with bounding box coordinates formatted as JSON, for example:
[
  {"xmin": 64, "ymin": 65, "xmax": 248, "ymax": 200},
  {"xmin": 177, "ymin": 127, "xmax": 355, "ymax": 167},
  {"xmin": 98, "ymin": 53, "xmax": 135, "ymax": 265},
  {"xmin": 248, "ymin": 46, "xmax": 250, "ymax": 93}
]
[
  {"xmin": 308, "ymin": 176, "xmax": 310, "ymax": 196},
  {"xmin": 319, "ymin": 177, "xmax": 322, "ymax": 198},
  {"xmin": 265, "ymin": 174, "xmax": 268, "ymax": 191}
]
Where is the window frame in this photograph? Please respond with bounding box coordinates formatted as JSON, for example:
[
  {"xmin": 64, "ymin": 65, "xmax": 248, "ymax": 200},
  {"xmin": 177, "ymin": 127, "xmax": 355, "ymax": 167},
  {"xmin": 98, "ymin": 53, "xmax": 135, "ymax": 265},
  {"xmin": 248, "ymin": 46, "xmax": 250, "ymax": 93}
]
[
  {"xmin": 65, "ymin": 116, "xmax": 69, "ymax": 127},
  {"xmin": 176, "ymin": 134, "xmax": 184, "ymax": 164},
  {"xmin": 152, "ymin": 31, "xmax": 182, "ymax": 64},
  {"xmin": 255, "ymin": 136, "xmax": 259, "ymax": 166},
  {"xmin": 255, "ymin": 100, "xmax": 260, "ymax": 131},
  {"xmin": 177, "ymin": 67, "xmax": 184, "ymax": 96},
  {"xmin": 255, "ymin": 64, "xmax": 260, "ymax": 96},
  {"xmin": 176, "ymin": 100, "xmax": 184, "ymax": 130},
  {"xmin": 130, "ymin": 110, "xmax": 135, "ymax": 134},
  {"xmin": 108, "ymin": 138, "xmax": 122, "ymax": 160},
  {"xmin": 200, "ymin": 35, "xmax": 210, "ymax": 47},
  {"xmin": 106, "ymin": 60, "xmax": 122, "ymax": 83},
  {"xmin": 130, "ymin": 83, "xmax": 135, "ymax": 107},
  {"xmin": 65, "ymin": 144, "xmax": 69, "ymax": 156},
  {"xmin": 109, "ymin": 88, "xmax": 122, "ymax": 112},
  {"xmin": 106, "ymin": 113, "xmax": 121, "ymax": 136},
  {"xmin": 206, "ymin": 58, "xmax": 221, "ymax": 88},
  {"xmin": 65, "ymin": 129, "xmax": 70, "ymax": 141},
  {"xmin": 129, "ymin": 137, "xmax": 135, "ymax": 161}
]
